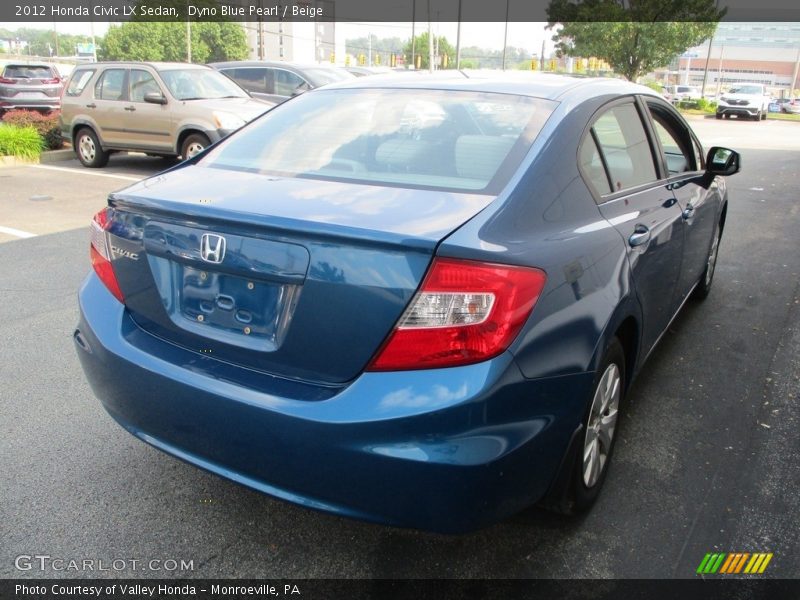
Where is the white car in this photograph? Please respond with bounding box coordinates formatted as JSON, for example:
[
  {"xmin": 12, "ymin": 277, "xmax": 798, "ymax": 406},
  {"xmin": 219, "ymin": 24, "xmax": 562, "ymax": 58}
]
[
  {"xmin": 716, "ymin": 84, "xmax": 771, "ymax": 121},
  {"xmin": 664, "ymin": 85, "xmax": 701, "ymax": 105}
]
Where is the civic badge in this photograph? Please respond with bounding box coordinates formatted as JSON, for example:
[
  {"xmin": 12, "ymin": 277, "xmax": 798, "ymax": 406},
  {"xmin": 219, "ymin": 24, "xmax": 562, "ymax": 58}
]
[{"xmin": 200, "ymin": 233, "xmax": 226, "ymax": 264}]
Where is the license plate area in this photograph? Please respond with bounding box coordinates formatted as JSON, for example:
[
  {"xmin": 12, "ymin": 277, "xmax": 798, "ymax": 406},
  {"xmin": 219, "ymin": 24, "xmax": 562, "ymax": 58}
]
[{"xmin": 143, "ymin": 221, "xmax": 309, "ymax": 352}]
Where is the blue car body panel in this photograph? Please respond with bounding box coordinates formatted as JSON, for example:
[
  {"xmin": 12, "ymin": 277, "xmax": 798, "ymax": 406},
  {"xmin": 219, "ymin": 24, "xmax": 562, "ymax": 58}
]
[{"xmin": 75, "ymin": 74, "xmax": 730, "ymax": 532}]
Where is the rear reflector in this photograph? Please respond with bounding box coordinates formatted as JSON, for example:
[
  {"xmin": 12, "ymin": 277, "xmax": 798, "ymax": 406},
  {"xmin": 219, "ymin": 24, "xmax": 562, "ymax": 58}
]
[
  {"xmin": 368, "ymin": 257, "xmax": 547, "ymax": 371},
  {"xmin": 90, "ymin": 208, "xmax": 124, "ymax": 303}
]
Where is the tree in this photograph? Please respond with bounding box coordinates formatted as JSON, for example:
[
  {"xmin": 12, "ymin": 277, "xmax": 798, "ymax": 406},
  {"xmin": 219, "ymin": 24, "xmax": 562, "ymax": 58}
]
[
  {"xmin": 403, "ymin": 32, "xmax": 456, "ymax": 70},
  {"xmin": 100, "ymin": 22, "xmax": 246, "ymax": 63},
  {"xmin": 547, "ymin": 0, "xmax": 725, "ymax": 81}
]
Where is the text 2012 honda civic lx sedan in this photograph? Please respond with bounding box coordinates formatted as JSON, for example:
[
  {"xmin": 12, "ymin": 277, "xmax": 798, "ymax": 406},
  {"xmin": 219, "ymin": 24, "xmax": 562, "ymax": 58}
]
[{"xmin": 75, "ymin": 74, "xmax": 740, "ymax": 533}]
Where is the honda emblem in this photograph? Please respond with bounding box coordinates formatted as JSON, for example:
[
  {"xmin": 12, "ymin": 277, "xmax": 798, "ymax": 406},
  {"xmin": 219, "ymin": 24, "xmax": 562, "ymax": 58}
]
[{"xmin": 200, "ymin": 233, "xmax": 226, "ymax": 264}]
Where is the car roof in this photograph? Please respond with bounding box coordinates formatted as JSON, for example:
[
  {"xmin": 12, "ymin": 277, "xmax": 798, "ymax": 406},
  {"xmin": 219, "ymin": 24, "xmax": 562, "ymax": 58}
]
[
  {"xmin": 208, "ymin": 61, "xmax": 346, "ymax": 73},
  {"xmin": 74, "ymin": 61, "xmax": 211, "ymax": 71},
  {"xmin": 319, "ymin": 71, "xmax": 659, "ymax": 102}
]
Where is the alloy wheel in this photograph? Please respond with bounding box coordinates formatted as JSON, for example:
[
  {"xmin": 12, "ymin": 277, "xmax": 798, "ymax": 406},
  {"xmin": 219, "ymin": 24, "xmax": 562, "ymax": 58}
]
[{"xmin": 583, "ymin": 363, "xmax": 621, "ymax": 488}]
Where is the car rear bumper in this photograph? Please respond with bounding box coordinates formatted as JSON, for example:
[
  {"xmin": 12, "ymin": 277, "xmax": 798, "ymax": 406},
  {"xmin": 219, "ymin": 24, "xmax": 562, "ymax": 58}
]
[
  {"xmin": 0, "ymin": 95, "xmax": 60, "ymax": 111},
  {"xmin": 74, "ymin": 274, "xmax": 593, "ymax": 533}
]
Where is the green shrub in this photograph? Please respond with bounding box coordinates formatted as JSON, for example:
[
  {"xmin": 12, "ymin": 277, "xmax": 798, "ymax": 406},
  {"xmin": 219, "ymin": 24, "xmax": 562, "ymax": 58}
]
[
  {"xmin": 0, "ymin": 124, "xmax": 45, "ymax": 159},
  {"xmin": 0, "ymin": 109, "xmax": 63, "ymax": 150}
]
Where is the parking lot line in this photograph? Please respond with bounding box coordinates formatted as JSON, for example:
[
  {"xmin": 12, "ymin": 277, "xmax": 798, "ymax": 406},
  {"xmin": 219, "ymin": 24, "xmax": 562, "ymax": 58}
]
[
  {"xmin": 0, "ymin": 225, "xmax": 36, "ymax": 238},
  {"xmin": 28, "ymin": 164, "xmax": 142, "ymax": 182}
]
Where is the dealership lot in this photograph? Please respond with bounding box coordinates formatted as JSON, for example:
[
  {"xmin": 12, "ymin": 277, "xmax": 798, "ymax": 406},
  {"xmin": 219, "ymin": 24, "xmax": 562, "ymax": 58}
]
[{"xmin": 1, "ymin": 117, "xmax": 798, "ymax": 578}]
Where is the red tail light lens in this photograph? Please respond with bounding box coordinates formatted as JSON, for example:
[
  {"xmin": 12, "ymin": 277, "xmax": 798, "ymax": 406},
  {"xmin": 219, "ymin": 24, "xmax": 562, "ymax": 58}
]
[
  {"xmin": 41, "ymin": 77, "xmax": 61, "ymax": 84},
  {"xmin": 0, "ymin": 77, "xmax": 16, "ymax": 84},
  {"xmin": 368, "ymin": 258, "xmax": 547, "ymax": 371},
  {"xmin": 90, "ymin": 208, "xmax": 124, "ymax": 303}
]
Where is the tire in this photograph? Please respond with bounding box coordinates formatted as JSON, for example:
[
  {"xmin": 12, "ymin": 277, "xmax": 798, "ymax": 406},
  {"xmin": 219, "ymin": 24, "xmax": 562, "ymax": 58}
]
[
  {"xmin": 754, "ymin": 111, "xmax": 762, "ymax": 121},
  {"xmin": 181, "ymin": 133, "xmax": 210, "ymax": 160},
  {"xmin": 761, "ymin": 110, "xmax": 767, "ymax": 120},
  {"xmin": 547, "ymin": 338, "xmax": 625, "ymax": 515},
  {"xmin": 74, "ymin": 128, "xmax": 109, "ymax": 168},
  {"xmin": 715, "ymin": 113, "xmax": 722, "ymax": 120},
  {"xmin": 692, "ymin": 223, "xmax": 721, "ymax": 300}
]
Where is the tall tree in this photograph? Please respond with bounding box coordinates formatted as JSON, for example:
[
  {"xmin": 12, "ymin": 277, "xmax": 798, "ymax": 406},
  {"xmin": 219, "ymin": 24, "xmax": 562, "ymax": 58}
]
[
  {"xmin": 402, "ymin": 32, "xmax": 456, "ymax": 69},
  {"xmin": 547, "ymin": 0, "xmax": 725, "ymax": 81},
  {"xmin": 100, "ymin": 22, "xmax": 246, "ymax": 63}
]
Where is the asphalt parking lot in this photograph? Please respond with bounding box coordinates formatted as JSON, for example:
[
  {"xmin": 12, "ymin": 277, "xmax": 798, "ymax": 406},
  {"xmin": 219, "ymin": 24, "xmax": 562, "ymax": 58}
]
[{"xmin": 1, "ymin": 117, "xmax": 799, "ymax": 579}]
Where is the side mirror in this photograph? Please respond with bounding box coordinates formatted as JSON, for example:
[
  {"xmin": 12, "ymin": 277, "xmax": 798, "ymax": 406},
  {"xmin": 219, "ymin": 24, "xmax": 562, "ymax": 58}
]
[
  {"xmin": 143, "ymin": 91, "xmax": 167, "ymax": 105},
  {"xmin": 706, "ymin": 146, "xmax": 740, "ymax": 176}
]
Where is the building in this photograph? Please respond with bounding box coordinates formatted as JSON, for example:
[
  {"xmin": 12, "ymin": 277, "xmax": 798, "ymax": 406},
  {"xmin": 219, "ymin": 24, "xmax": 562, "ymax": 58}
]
[
  {"xmin": 666, "ymin": 22, "xmax": 800, "ymax": 97},
  {"xmin": 237, "ymin": 0, "xmax": 343, "ymax": 63}
]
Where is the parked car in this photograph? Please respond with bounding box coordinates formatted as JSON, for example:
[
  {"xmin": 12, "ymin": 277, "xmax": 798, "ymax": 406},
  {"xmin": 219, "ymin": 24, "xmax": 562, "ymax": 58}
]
[
  {"xmin": 345, "ymin": 66, "xmax": 393, "ymax": 77},
  {"xmin": 59, "ymin": 62, "xmax": 275, "ymax": 168},
  {"xmin": 209, "ymin": 61, "xmax": 355, "ymax": 104},
  {"xmin": 716, "ymin": 84, "xmax": 771, "ymax": 120},
  {"xmin": 75, "ymin": 74, "xmax": 739, "ymax": 533},
  {"xmin": 782, "ymin": 99, "xmax": 800, "ymax": 114},
  {"xmin": 663, "ymin": 85, "xmax": 701, "ymax": 105},
  {"xmin": 0, "ymin": 63, "xmax": 64, "ymax": 115}
]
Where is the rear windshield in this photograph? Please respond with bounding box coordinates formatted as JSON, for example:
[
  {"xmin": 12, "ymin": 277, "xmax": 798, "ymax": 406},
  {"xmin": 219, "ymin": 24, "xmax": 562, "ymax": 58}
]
[
  {"xmin": 3, "ymin": 65, "xmax": 55, "ymax": 78},
  {"xmin": 200, "ymin": 88, "xmax": 555, "ymax": 193}
]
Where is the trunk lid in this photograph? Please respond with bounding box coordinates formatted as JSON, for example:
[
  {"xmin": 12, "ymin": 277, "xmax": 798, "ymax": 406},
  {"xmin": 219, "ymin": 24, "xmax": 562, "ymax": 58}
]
[{"xmin": 105, "ymin": 164, "xmax": 494, "ymax": 384}]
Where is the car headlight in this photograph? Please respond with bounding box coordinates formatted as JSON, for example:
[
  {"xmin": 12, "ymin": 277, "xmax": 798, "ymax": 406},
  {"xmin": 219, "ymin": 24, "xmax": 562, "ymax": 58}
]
[{"xmin": 213, "ymin": 111, "xmax": 246, "ymax": 130}]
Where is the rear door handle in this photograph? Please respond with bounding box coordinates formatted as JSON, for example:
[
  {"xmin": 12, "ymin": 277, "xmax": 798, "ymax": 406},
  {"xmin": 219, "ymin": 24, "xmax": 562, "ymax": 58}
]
[
  {"xmin": 85, "ymin": 103, "xmax": 96, "ymax": 108},
  {"xmin": 629, "ymin": 225, "xmax": 651, "ymax": 247},
  {"xmin": 124, "ymin": 105, "xmax": 136, "ymax": 112}
]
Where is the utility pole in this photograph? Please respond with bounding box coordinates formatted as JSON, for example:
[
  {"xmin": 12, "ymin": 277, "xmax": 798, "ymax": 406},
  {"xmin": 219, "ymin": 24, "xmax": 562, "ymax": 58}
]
[
  {"xmin": 791, "ymin": 46, "xmax": 800, "ymax": 99},
  {"xmin": 186, "ymin": 20, "xmax": 192, "ymax": 62},
  {"xmin": 502, "ymin": 0, "xmax": 509, "ymax": 70},
  {"xmin": 701, "ymin": 35, "xmax": 714, "ymax": 97},
  {"xmin": 541, "ymin": 38, "xmax": 546, "ymax": 71},
  {"xmin": 715, "ymin": 45, "xmax": 725, "ymax": 97},
  {"xmin": 455, "ymin": 0, "xmax": 462, "ymax": 70},
  {"xmin": 411, "ymin": 0, "xmax": 416, "ymax": 70},
  {"xmin": 427, "ymin": 0, "xmax": 433, "ymax": 73}
]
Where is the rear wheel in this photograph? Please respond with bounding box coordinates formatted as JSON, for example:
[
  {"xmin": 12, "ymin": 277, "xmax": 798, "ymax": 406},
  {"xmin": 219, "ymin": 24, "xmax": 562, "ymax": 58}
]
[
  {"xmin": 715, "ymin": 113, "xmax": 722, "ymax": 120},
  {"xmin": 693, "ymin": 223, "xmax": 721, "ymax": 300},
  {"xmin": 75, "ymin": 128, "xmax": 109, "ymax": 168},
  {"xmin": 181, "ymin": 133, "xmax": 210, "ymax": 160},
  {"xmin": 547, "ymin": 338, "xmax": 625, "ymax": 515}
]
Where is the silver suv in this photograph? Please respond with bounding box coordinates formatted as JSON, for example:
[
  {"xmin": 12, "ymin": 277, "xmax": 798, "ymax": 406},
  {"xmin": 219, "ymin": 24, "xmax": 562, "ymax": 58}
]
[{"xmin": 60, "ymin": 62, "xmax": 275, "ymax": 168}]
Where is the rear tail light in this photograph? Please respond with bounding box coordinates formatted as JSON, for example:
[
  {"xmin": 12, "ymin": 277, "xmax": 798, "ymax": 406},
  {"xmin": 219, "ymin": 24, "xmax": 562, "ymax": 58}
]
[
  {"xmin": 90, "ymin": 208, "xmax": 124, "ymax": 303},
  {"xmin": 41, "ymin": 77, "xmax": 61, "ymax": 84},
  {"xmin": 368, "ymin": 258, "xmax": 547, "ymax": 371},
  {"xmin": 0, "ymin": 77, "xmax": 15, "ymax": 84}
]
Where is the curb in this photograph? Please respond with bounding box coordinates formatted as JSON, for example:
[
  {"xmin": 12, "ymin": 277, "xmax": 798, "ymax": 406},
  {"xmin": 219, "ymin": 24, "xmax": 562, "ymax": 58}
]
[{"xmin": 40, "ymin": 148, "xmax": 75, "ymax": 163}]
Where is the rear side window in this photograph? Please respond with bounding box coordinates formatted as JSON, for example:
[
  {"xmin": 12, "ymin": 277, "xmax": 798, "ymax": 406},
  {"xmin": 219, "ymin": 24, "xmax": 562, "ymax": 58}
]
[
  {"xmin": 66, "ymin": 70, "xmax": 95, "ymax": 96},
  {"xmin": 95, "ymin": 69, "xmax": 126, "ymax": 101},
  {"xmin": 592, "ymin": 103, "xmax": 657, "ymax": 193},
  {"xmin": 579, "ymin": 134, "xmax": 611, "ymax": 196},
  {"xmin": 201, "ymin": 88, "xmax": 555, "ymax": 193}
]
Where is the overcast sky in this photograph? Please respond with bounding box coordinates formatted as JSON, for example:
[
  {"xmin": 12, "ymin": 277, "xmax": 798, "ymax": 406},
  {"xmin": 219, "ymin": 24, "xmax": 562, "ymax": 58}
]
[{"xmin": 4, "ymin": 20, "xmax": 556, "ymax": 55}]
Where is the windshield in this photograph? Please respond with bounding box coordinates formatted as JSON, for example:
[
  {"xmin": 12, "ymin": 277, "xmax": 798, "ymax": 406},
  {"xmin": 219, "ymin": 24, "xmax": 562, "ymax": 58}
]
[
  {"xmin": 729, "ymin": 85, "xmax": 762, "ymax": 95},
  {"xmin": 200, "ymin": 88, "xmax": 554, "ymax": 193},
  {"xmin": 159, "ymin": 68, "xmax": 248, "ymax": 100}
]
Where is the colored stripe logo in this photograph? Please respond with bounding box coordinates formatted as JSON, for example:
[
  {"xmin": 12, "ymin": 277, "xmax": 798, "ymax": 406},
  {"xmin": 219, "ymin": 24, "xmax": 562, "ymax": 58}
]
[{"xmin": 697, "ymin": 552, "xmax": 773, "ymax": 574}]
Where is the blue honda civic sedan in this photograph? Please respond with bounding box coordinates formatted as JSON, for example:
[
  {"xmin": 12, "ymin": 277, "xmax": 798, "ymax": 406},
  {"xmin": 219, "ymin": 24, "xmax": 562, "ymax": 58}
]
[{"xmin": 75, "ymin": 74, "xmax": 740, "ymax": 533}]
